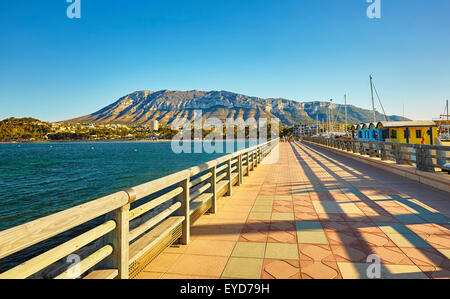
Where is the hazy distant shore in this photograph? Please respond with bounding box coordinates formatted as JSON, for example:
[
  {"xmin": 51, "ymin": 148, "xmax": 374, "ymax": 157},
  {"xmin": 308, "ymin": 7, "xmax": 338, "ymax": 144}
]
[
  {"xmin": 0, "ymin": 139, "xmax": 172, "ymax": 144},
  {"xmin": 0, "ymin": 138, "xmax": 261, "ymax": 144}
]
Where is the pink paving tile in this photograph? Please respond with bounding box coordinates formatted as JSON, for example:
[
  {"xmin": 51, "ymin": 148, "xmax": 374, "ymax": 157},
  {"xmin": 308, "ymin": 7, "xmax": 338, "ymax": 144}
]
[
  {"xmin": 309, "ymin": 192, "xmax": 333, "ymax": 201},
  {"xmin": 275, "ymin": 187, "xmax": 292, "ymax": 195},
  {"xmin": 293, "ymin": 201, "xmax": 314, "ymax": 209},
  {"xmin": 356, "ymin": 231, "xmax": 398, "ymax": 247},
  {"xmin": 272, "ymin": 205, "xmax": 293, "ymax": 213},
  {"xmin": 401, "ymin": 247, "xmax": 450, "ymax": 269},
  {"xmin": 368, "ymin": 246, "xmax": 415, "ymax": 265},
  {"xmin": 432, "ymin": 224, "xmax": 450, "ymax": 235},
  {"xmin": 300, "ymin": 259, "xmax": 342, "ymax": 279},
  {"xmin": 260, "ymin": 259, "xmax": 300, "ymax": 279},
  {"xmin": 367, "ymin": 214, "xmax": 399, "ymax": 223},
  {"xmin": 292, "ymin": 195, "xmax": 311, "ymax": 201},
  {"xmin": 294, "ymin": 212, "xmax": 320, "ymax": 221},
  {"xmin": 298, "ymin": 244, "xmax": 335, "ymax": 262},
  {"xmin": 267, "ymin": 220, "xmax": 297, "ymax": 244},
  {"xmin": 317, "ymin": 213, "xmax": 348, "ymax": 222},
  {"xmin": 331, "ymin": 244, "xmax": 372, "ymax": 263},
  {"xmin": 321, "ymin": 221, "xmax": 354, "ymax": 233},
  {"xmin": 419, "ymin": 234, "xmax": 450, "ymax": 249},
  {"xmin": 240, "ymin": 220, "xmax": 270, "ymax": 242},
  {"xmin": 242, "ymin": 220, "xmax": 271, "ymax": 232},
  {"xmin": 294, "ymin": 206, "xmax": 316, "ymax": 214},
  {"xmin": 405, "ymin": 223, "xmax": 449, "ymax": 236},
  {"xmin": 325, "ymin": 230, "xmax": 362, "ymax": 247}
]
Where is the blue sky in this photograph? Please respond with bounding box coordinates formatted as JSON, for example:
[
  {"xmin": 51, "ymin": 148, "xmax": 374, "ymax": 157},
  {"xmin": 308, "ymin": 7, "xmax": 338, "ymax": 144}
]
[{"xmin": 0, "ymin": 0, "xmax": 449, "ymax": 122}]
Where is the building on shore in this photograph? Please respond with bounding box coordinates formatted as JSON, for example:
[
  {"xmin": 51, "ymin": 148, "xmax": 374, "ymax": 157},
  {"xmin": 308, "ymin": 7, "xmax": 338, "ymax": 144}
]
[
  {"xmin": 434, "ymin": 120, "xmax": 450, "ymax": 141},
  {"xmin": 353, "ymin": 121, "xmax": 438, "ymax": 145},
  {"xmin": 293, "ymin": 125, "xmax": 318, "ymax": 137},
  {"xmin": 149, "ymin": 120, "xmax": 159, "ymax": 131},
  {"xmin": 353, "ymin": 123, "xmax": 384, "ymax": 142}
]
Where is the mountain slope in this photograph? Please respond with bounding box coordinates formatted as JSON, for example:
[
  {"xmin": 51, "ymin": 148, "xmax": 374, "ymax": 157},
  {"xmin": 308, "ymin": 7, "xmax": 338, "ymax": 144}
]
[{"xmin": 68, "ymin": 90, "xmax": 409, "ymax": 126}]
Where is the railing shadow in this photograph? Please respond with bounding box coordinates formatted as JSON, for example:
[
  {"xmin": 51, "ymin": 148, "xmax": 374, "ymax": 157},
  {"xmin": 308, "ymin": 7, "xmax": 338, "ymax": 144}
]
[{"xmin": 291, "ymin": 141, "xmax": 448, "ymax": 279}]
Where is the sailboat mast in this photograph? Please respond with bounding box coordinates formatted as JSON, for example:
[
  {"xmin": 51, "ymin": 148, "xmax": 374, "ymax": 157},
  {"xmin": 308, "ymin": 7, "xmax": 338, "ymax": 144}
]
[
  {"xmin": 316, "ymin": 114, "xmax": 319, "ymax": 135},
  {"xmin": 344, "ymin": 94, "xmax": 348, "ymax": 133},
  {"xmin": 329, "ymin": 99, "xmax": 333, "ymax": 133},
  {"xmin": 370, "ymin": 75, "xmax": 376, "ymax": 123},
  {"xmin": 447, "ymin": 99, "xmax": 449, "ymax": 121}
]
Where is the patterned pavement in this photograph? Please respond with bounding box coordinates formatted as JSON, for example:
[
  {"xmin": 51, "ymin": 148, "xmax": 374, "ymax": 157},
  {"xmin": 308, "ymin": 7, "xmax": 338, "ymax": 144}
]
[{"xmin": 136, "ymin": 142, "xmax": 450, "ymax": 279}]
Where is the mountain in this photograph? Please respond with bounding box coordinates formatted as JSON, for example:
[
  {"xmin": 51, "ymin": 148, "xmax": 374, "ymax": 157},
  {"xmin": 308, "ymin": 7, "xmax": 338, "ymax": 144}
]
[{"xmin": 68, "ymin": 90, "xmax": 409, "ymax": 126}]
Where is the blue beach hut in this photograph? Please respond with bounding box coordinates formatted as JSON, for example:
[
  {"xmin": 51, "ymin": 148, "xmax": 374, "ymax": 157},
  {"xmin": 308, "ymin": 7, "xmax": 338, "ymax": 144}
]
[{"xmin": 355, "ymin": 123, "xmax": 384, "ymax": 142}]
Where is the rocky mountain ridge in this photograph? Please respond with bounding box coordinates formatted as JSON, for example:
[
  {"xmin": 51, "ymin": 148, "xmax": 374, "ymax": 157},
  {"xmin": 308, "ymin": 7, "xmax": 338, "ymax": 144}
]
[{"xmin": 68, "ymin": 90, "xmax": 409, "ymax": 126}]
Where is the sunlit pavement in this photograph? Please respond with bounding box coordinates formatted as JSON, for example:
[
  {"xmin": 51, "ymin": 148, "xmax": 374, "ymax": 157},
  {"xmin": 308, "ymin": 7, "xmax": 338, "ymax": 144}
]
[{"xmin": 136, "ymin": 142, "xmax": 450, "ymax": 279}]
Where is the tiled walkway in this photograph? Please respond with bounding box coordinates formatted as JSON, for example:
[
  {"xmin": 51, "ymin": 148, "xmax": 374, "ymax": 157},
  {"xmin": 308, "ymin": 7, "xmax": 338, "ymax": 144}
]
[{"xmin": 137, "ymin": 142, "xmax": 450, "ymax": 279}]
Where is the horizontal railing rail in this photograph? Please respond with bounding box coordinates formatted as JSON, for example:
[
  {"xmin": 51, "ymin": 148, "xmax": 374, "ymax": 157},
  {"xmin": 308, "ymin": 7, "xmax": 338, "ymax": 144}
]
[
  {"xmin": 303, "ymin": 137, "xmax": 450, "ymax": 173},
  {"xmin": 0, "ymin": 138, "xmax": 279, "ymax": 279}
]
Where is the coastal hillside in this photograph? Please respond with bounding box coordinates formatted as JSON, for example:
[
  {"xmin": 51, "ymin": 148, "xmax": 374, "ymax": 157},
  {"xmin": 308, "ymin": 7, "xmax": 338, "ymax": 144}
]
[{"xmin": 68, "ymin": 90, "xmax": 409, "ymax": 126}]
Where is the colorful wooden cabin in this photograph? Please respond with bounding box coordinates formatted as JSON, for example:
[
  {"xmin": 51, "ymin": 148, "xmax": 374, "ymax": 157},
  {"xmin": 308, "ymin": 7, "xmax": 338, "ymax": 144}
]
[
  {"xmin": 378, "ymin": 121, "xmax": 438, "ymax": 145},
  {"xmin": 353, "ymin": 121, "xmax": 438, "ymax": 145},
  {"xmin": 354, "ymin": 123, "xmax": 384, "ymax": 142}
]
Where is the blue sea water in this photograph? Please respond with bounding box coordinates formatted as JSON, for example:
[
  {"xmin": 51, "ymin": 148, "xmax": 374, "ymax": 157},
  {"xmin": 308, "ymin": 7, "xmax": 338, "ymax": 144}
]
[{"xmin": 0, "ymin": 141, "xmax": 252, "ymax": 232}]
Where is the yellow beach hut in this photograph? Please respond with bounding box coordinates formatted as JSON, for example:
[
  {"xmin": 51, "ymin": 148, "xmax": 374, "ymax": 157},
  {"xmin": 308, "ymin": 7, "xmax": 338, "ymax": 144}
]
[{"xmin": 379, "ymin": 121, "xmax": 438, "ymax": 145}]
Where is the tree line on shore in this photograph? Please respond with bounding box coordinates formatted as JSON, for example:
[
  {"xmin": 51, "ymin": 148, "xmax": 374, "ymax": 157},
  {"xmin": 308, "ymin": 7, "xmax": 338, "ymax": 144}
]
[{"xmin": 0, "ymin": 117, "xmax": 291, "ymax": 142}]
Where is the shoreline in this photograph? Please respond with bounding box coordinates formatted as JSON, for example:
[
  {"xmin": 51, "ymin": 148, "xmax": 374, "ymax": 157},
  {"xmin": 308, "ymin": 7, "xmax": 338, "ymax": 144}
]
[
  {"xmin": 0, "ymin": 139, "xmax": 174, "ymax": 144},
  {"xmin": 0, "ymin": 138, "xmax": 263, "ymax": 144}
]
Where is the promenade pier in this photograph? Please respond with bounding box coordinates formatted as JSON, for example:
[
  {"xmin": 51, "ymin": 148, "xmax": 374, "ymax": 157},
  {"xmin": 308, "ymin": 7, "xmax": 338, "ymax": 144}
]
[
  {"xmin": 135, "ymin": 142, "xmax": 449, "ymax": 279},
  {"xmin": 0, "ymin": 140, "xmax": 449, "ymax": 279}
]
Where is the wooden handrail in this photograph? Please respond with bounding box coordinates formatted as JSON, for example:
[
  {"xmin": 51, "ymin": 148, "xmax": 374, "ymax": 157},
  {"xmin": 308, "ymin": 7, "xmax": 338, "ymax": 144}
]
[
  {"xmin": 304, "ymin": 137, "xmax": 449, "ymax": 173},
  {"xmin": 0, "ymin": 220, "xmax": 116, "ymax": 279},
  {"xmin": 0, "ymin": 191, "xmax": 129, "ymax": 260}
]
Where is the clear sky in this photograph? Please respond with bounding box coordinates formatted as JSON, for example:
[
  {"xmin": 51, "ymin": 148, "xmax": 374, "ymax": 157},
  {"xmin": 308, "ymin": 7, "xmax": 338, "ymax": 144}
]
[{"xmin": 1, "ymin": 0, "xmax": 449, "ymax": 122}]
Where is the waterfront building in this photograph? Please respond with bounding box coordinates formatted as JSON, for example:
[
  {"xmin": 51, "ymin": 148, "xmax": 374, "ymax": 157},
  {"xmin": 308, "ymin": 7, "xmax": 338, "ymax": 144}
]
[
  {"xmin": 354, "ymin": 121, "xmax": 439, "ymax": 145},
  {"xmin": 149, "ymin": 120, "xmax": 159, "ymax": 131},
  {"xmin": 354, "ymin": 123, "xmax": 384, "ymax": 142},
  {"xmin": 293, "ymin": 125, "xmax": 317, "ymax": 137},
  {"xmin": 381, "ymin": 121, "xmax": 438, "ymax": 145}
]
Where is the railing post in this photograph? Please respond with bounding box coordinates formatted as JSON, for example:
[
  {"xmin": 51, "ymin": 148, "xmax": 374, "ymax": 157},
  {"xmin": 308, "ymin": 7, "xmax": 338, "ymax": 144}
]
[
  {"xmin": 104, "ymin": 190, "xmax": 131, "ymax": 279},
  {"xmin": 381, "ymin": 144, "xmax": 388, "ymax": 160},
  {"xmin": 210, "ymin": 165, "xmax": 217, "ymax": 213},
  {"xmin": 238, "ymin": 154, "xmax": 243, "ymax": 185},
  {"xmin": 416, "ymin": 146, "xmax": 435, "ymax": 172},
  {"xmin": 227, "ymin": 158, "xmax": 233, "ymax": 196},
  {"xmin": 393, "ymin": 144, "xmax": 401, "ymax": 164},
  {"xmin": 177, "ymin": 177, "xmax": 190, "ymax": 245},
  {"xmin": 246, "ymin": 152, "xmax": 250, "ymax": 176},
  {"xmin": 369, "ymin": 143, "xmax": 376, "ymax": 157}
]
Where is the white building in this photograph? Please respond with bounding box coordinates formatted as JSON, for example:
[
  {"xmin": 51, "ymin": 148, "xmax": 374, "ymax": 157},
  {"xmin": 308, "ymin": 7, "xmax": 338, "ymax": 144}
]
[
  {"xmin": 149, "ymin": 120, "xmax": 159, "ymax": 131},
  {"xmin": 294, "ymin": 124, "xmax": 317, "ymax": 137}
]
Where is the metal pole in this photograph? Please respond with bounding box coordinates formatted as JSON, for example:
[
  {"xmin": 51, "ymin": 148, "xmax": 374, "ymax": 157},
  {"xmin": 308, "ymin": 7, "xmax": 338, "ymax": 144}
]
[
  {"xmin": 447, "ymin": 100, "xmax": 449, "ymax": 121},
  {"xmin": 316, "ymin": 114, "xmax": 319, "ymax": 135},
  {"xmin": 329, "ymin": 99, "xmax": 333, "ymax": 133},
  {"xmin": 344, "ymin": 94, "xmax": 348, "ymax": 134},
  {"xmin": 370, "ymin": 75, "xmax": 376, "ymax": 123}
]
